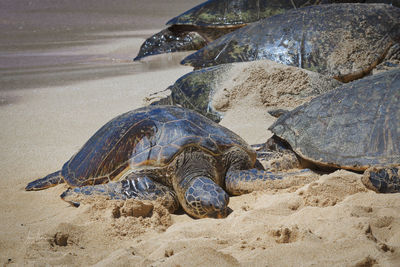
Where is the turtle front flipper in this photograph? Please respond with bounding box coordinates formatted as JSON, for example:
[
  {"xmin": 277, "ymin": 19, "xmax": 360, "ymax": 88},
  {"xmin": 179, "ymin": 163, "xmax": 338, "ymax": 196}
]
[
  {"xmin": 60, "ymin": 175, "xmax": 179, "ymax": 213},
  {"xmin": 25, "ymin": 170, "xmax": 64, "ymax": 191},
  {"xmin": 225, "ymin": 168, "xmax": 314, "ymax": 195},
  {"xmin": 362, "ymin": 167, "xmax": 400, "ymax": 193}
]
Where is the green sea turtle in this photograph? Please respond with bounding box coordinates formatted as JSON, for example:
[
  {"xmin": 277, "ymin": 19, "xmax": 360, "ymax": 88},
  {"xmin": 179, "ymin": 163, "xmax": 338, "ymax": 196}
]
[
  {"xmin": 151, "ymin": 60, "xmax": 341, "ymax": 122},
  {"xmin": 263, "ymin": 69, "xmax": 400, "ymax": 193},
  {"xmin": 182, "ymin": 3, "xmax": 400, "ymax": 82},
  {"xmin": 133, "ymin": 0, "xmax": 383, "ymax": 61},
  {"xmin": 25, "ymin": 105, "xmax": 309, "ymax": 219}
]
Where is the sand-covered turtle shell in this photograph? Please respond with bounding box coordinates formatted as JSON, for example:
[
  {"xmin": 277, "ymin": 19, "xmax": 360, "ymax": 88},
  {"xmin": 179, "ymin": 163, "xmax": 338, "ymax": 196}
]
[
  {"xmin": 182, "ymin": 3, "xmax": 400, "ymax": 82},
  {"xmin": 155, "ymin": 60, "xmax": 341, "ymax": 122},
  {"xmin": 61, "ymin": 106, "xmax": 255, "ymax": 187},
  {"xmin": 269, "ymin": 69, "xmax": 400, "ymax": 171}
]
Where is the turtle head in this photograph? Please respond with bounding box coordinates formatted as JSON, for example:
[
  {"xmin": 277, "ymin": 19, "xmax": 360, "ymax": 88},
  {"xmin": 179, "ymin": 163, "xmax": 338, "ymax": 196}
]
[{"xmin": 183, "ymin": 177, "xmax": 230, "ymax": 219}]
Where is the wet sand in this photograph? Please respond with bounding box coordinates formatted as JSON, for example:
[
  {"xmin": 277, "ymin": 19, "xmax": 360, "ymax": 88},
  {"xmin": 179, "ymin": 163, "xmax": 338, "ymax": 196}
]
[
  {"xmin": 0, "ymin": 0, "xmax": 202, "ymax": 90},
  {"xmin": 1, "ymin": 1, "xmax": 400, "ymax": 266}
]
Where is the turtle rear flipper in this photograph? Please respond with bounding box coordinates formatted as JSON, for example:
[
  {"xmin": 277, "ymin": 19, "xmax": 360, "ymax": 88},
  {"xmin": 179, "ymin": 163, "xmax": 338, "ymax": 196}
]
[
  {"xmin": 25, "ymin": 170, "xmax": 64, "ymax": 191},
  {"xmin": 362, "ymin": 167, "xmax": 400, "ymax": 193},
  {"xmin": 60, "ymin": 175, "xmax": 180, "ymax": 213}
]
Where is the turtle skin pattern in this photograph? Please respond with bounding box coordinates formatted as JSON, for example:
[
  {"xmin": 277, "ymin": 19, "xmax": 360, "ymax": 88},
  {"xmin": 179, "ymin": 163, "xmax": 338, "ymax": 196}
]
[{"xmin": 363, "ymin": 167, "xmax": 400, "ymax": 193}]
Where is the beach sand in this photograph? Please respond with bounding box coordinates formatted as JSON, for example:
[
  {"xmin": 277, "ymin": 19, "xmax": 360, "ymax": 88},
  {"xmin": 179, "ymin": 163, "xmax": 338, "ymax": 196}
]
[{"xmin": 1, "ymin": 1, "xmax": 400, "ymax": 266}]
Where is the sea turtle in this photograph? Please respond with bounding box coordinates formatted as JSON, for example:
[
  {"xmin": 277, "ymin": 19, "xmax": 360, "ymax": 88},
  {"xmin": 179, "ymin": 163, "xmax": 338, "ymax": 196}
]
[
  {"xmin": 263, "ymin": 69, "xmax": 400, "ymax": 193},
  {"xmin": 151, "ymin": 60, "xmax": 341, "ymax": 122},
  {"xmin": 181, "ymin": 3, "xmax": 400, "ymax": 82},
  {"xmin": 133, "ymin": 0, "xmax": 382, "ymax": 61},
  {"xmin": 25, "ymin": 105, "xmax": 309, "ymax": 219}
]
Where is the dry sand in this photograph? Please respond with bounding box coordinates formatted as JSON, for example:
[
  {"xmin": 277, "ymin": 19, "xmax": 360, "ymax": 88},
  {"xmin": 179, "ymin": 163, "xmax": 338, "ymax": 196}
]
[{"xmin": 1, "ymin": 1, "xmax": 400, "ymax": 266}]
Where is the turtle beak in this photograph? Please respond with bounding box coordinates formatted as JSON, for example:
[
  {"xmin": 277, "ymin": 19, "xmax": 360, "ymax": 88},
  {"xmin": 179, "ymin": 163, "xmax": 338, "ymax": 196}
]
[
  {"xmin": 206, "ymin": 206, "xmax": 232, "ymax": 219},
  {"xmin": 216, "ymin": 212, "xmax": 225, "ymax": 219}
]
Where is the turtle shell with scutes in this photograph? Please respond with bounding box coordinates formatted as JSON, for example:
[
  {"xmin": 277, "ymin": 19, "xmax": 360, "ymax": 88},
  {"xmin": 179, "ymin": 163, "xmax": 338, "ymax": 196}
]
[
  {"xmin": 134, "ymin": 0, "xmax": 381, "ymax": 60},
  {"xmin": 62, "ymin": 105, "xmax": 255, "ymax": 187},
  {"xmin": 182, "ymin": 3, "xmax": 400, "ymax": 82},
  {"xmin": 269, "ymin": 69, "xmax": 400, "ymax": 171}
]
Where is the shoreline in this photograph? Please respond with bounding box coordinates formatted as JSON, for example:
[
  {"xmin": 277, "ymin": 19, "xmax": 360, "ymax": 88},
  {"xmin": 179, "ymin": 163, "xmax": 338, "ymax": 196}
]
[{"xmin": 0, "ymin": 29, "xmax": 193, "ymax": 91}]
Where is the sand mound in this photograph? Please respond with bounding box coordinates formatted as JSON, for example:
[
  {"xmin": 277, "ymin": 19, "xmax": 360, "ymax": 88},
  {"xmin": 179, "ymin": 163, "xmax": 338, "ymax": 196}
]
[
  {"xmin": 213, "ymin": 60, "xmax": 340, "ymax": 112},
  {"xmin": 214, "ymin": 60, "xmax": 340, "ymax": 144},
  {"xmin": 299, "ymin": 170, "xmax": 368, "ymax": 207}
]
